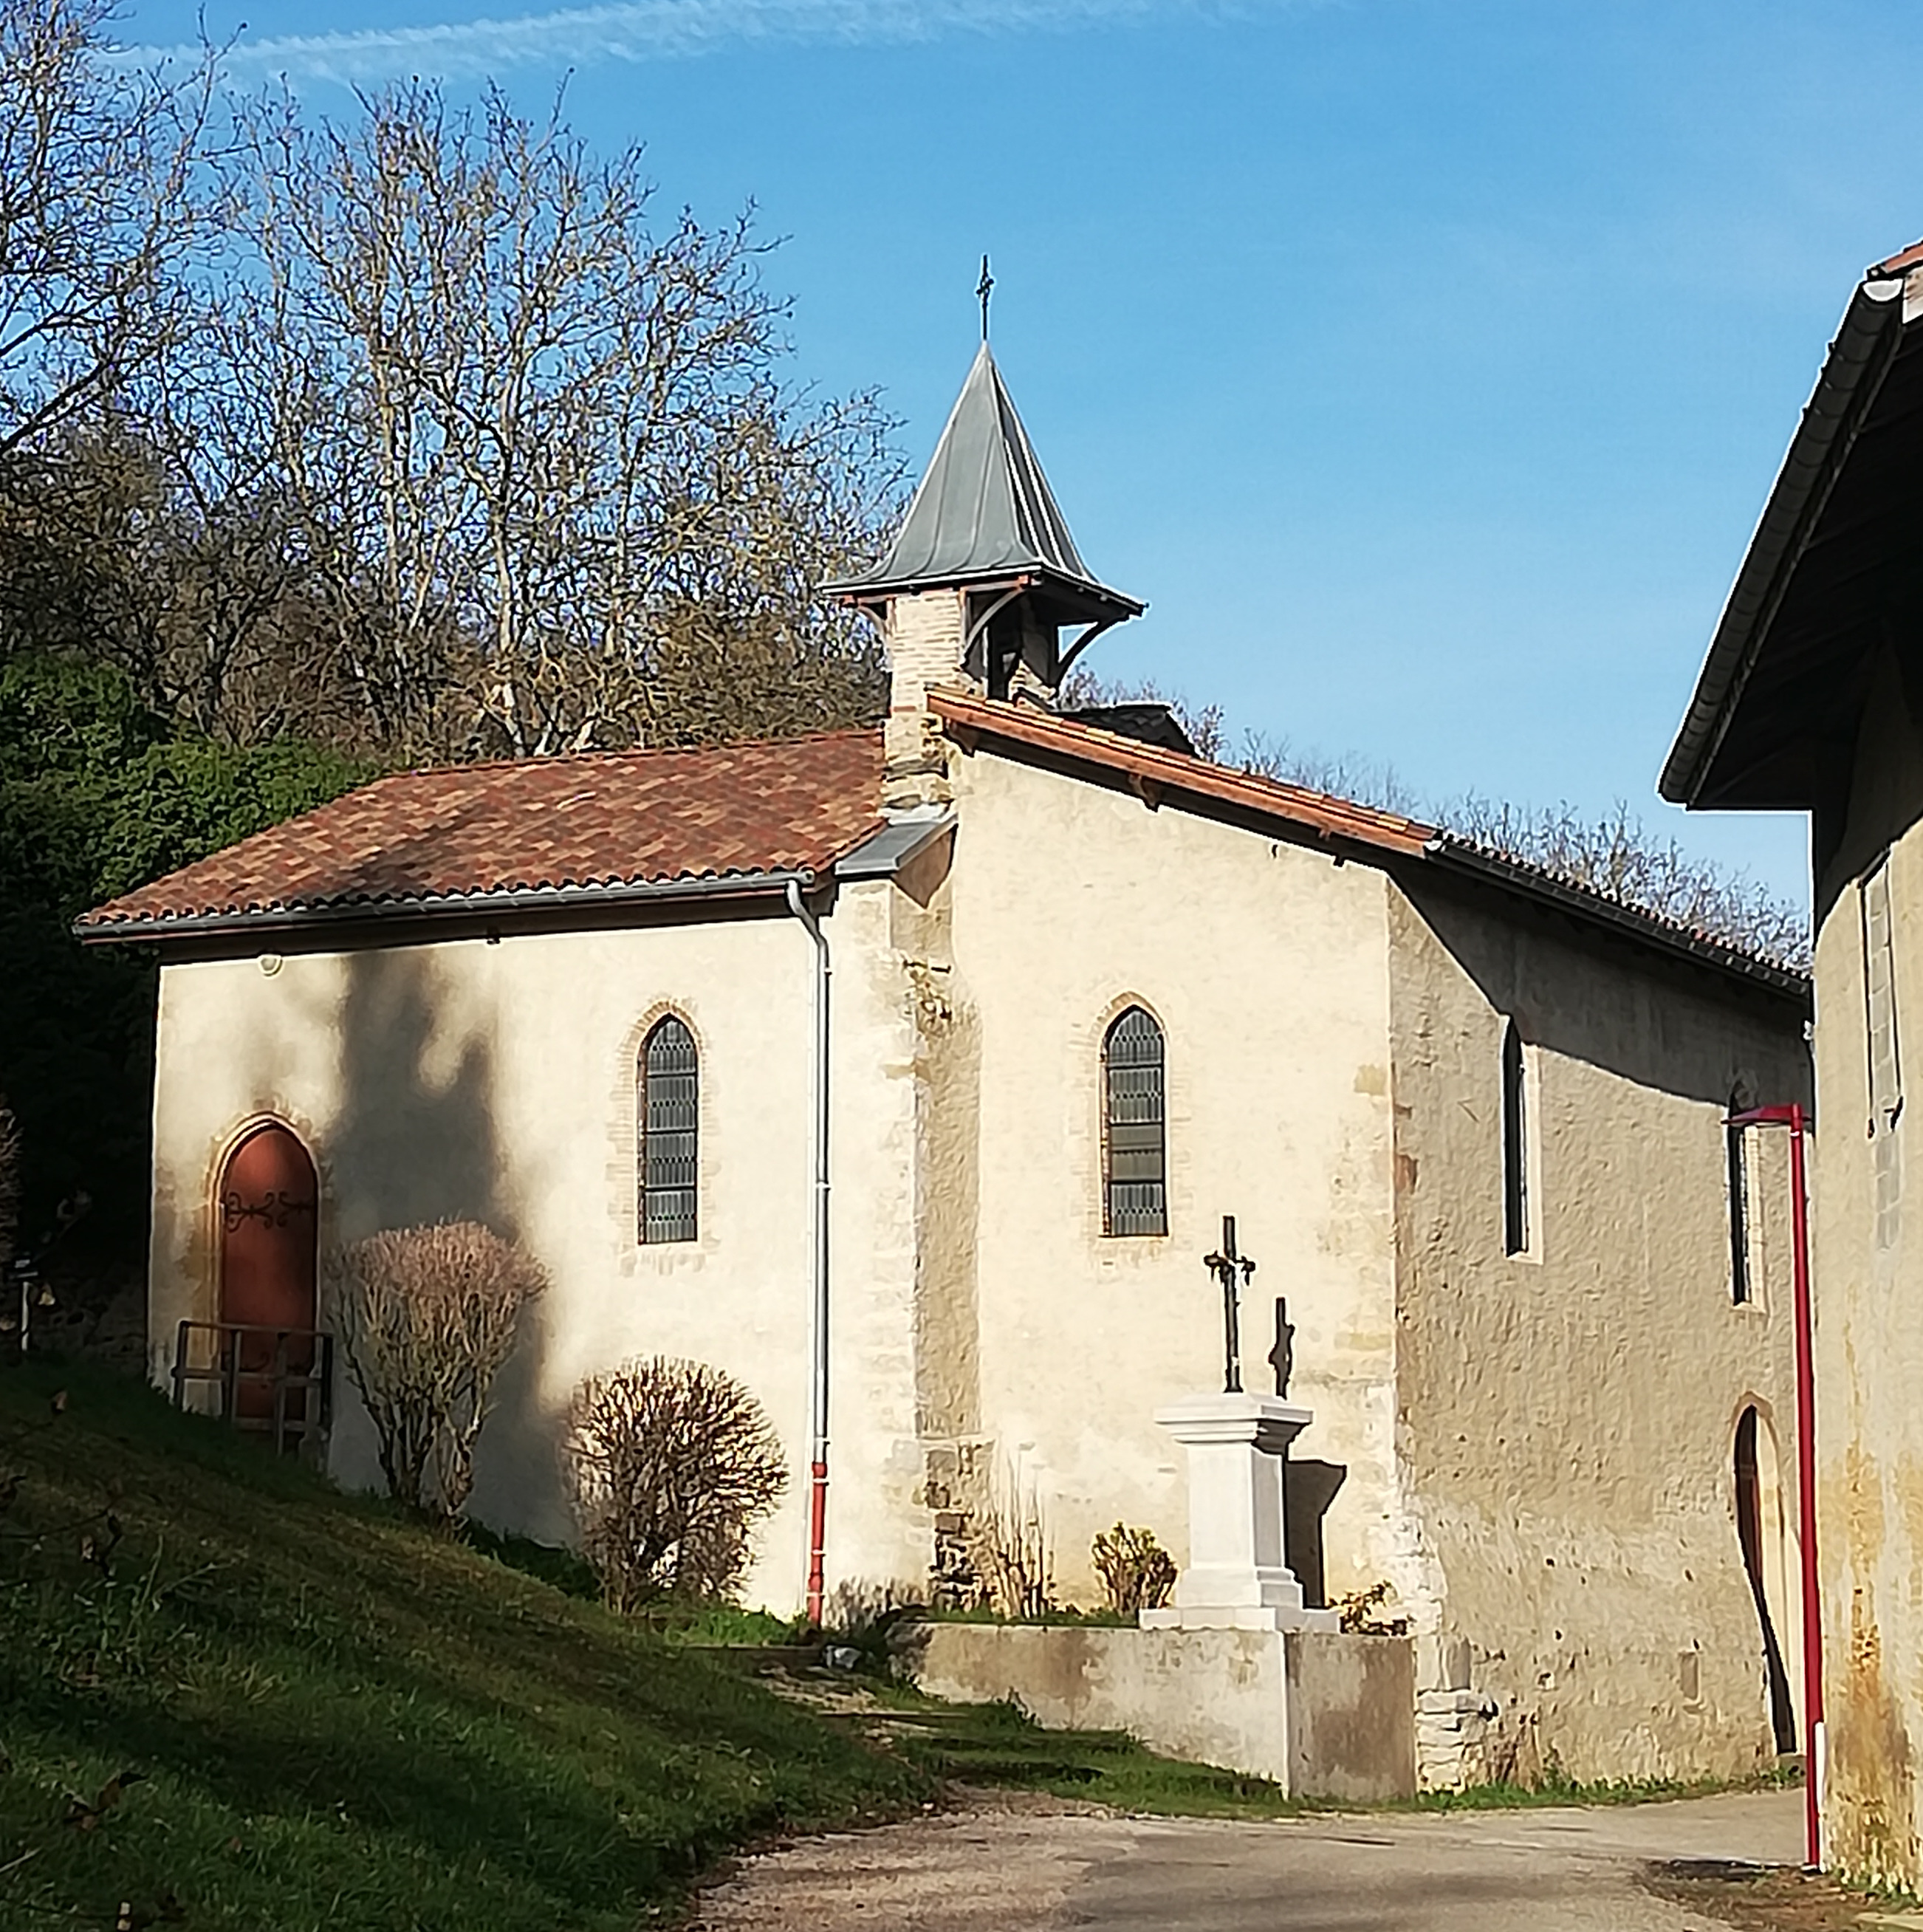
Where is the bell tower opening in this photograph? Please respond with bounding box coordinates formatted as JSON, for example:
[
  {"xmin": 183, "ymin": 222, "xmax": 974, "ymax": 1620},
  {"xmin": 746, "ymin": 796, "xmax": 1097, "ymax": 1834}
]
[{"xmin": 826, "ymin": 332, "xmax": 1142, "ymax": 811}]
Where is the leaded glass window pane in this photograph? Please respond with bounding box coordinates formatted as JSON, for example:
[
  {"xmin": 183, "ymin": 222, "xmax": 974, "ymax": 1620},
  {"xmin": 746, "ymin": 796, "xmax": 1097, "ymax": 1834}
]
[
  {"xmin": 1104, "ymin": 1006, "xmax": 1167, "ymax": 1237},
  {"xmin": 640, "ymin": 1016, "xmax": 699, "ymax": 1244}
]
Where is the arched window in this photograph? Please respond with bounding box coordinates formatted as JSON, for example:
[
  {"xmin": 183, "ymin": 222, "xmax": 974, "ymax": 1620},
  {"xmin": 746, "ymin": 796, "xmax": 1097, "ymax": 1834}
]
[
  {"xmin": 1501, "ymin": 1018, "xmax": 1529, "ymax": 1256},
  {"xmin": 638, "ymin": 1015, "xmax": 699, "ymax": 1244},
  {"xmin": 1103, "ymin": 1005, "xmax": 1168, "ymax": 1236}
]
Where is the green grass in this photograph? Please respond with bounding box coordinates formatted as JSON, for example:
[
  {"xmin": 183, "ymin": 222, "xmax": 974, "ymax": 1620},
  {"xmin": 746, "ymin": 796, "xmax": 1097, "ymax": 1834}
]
[
  {"xmin": 0, "ymin": 1360, "xmax": 924, "ymax": 1932},
  {"xmin": 861, "ymin": 1689, "xmax": 1328, "ymax": 1818},
  {"xmin": 1403, "ymin": 1758, "xmax": 1803, "ymax": 1812}
]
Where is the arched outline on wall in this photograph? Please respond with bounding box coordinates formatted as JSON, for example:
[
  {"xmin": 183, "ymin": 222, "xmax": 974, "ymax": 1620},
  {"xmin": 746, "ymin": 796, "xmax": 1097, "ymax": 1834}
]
[
  {"xmin": 1732, "ymin": 1394, "xmax": 1799, "ymax": 1753},
  {"xmin": 1099, "ymin": 996, "xmax": 1170, "ymax": 1240},
  {"xmin": 205, "ymin": 1109, "xmax": 326, "ymax": 1328},
  {"xmin": 611, "ymin": 1000, "xmax": 711, "ymax": 1263}
]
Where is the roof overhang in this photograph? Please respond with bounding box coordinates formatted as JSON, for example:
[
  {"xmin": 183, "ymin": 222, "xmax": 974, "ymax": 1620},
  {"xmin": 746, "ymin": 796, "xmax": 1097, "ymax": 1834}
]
[
  {"xmin": 74, "ymin": 866, "xmax": 822, "ymax": 948},
  {"xmin": 826, "ymin": 563, "xmax": 1144, "ymax": 630},
  {"xmin": 1662, "ymin": 254, "xmax": 1923, "ymax": 812}
]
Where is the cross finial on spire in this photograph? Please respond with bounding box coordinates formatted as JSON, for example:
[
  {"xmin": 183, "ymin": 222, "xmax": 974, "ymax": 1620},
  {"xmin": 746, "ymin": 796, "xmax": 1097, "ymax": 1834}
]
[{"xmin": 978, "ymin": 254, "xmax": 993, "ymax": 343}]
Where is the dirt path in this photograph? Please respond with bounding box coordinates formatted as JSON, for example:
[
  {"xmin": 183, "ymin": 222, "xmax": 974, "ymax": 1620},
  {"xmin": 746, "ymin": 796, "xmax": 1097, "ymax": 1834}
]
[
  {"xmin": 688, "ymin": 1794, "xmax": 1139, "ymax": 1931},
  {"xmin": 687, "ymin": 1787, "xmax": 1869, "ymax": 1932}
]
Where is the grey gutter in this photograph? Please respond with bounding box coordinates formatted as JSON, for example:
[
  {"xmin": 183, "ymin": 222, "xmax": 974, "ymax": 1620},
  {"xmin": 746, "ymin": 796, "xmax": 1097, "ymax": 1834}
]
[
  {"xmin": 1659, "ymin": 270, "xmax": 1907, "ymax": 805},
  {"xmin": 73, "ymin": 866, "xmax": 818, "ymax": 946},
  {"xmin": 1426, "ymin": 835, "xmax": 1809, "ymax": 1001}
]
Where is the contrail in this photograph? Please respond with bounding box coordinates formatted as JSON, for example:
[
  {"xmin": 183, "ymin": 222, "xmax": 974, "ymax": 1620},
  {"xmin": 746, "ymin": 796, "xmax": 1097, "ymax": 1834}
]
[{"xmin": 142, "ymin": 0, "xmax": 1282, "ymax": 85}]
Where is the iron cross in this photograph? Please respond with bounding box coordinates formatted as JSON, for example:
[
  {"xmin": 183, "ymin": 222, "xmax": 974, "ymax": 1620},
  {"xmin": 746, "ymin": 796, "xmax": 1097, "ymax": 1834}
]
[
  {"xmin": 978, "ymin": 255, "xmax": 994, "ymax": 342},
  {"xmin": 1203, "ymin": 1215, "xmax": 1258, "ymax": 1394}
]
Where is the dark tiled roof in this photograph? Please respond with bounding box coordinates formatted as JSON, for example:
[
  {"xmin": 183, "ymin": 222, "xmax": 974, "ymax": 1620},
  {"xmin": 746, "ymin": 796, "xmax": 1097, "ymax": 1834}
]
[{"xmin": 78, "ymin": 730, "xmax": 885, "ymax": 935}]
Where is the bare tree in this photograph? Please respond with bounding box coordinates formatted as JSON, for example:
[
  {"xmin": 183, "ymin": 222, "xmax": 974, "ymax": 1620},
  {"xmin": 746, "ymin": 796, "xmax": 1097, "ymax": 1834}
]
[
  {"xmin": 0, "ymin": 0, "xmax": 216, "ymax": 458},
  {"xmin": 564, "ymin": 1356, "xmax": 786, "ymax": 1610},
  {"xmin": 214, "ymin": 79, "xmax": 897, "ymax": 758},
  {"xmin": 1442, "ymin": 795, "xmax": 1811, "ymax": 970},
  {"xmin": 329, "ymin": 1222, "xmax": 546, "ymax": 1518}
]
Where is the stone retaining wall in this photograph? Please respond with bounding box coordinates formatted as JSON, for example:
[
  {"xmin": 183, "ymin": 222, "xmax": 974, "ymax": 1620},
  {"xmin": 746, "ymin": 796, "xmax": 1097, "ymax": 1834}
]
[{"xmin": 907, "ymin": 1621, "xmax": 1415, "ymax": 1801}]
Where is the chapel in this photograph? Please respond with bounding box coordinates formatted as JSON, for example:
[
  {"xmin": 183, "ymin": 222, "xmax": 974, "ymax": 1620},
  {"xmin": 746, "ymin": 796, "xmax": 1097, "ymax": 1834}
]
[{"xmin": 83, "ymin": 331, "xmax": 1811, "ymax": 1789}]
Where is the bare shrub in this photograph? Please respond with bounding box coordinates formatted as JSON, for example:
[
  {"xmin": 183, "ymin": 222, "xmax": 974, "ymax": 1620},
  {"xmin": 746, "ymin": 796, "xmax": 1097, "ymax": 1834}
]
[
  {"xmin": 1090, "ymin": 1522, "xmax": 1176, "ymax": 1617},
  {"xmin": 1335, "ymin": 1579, "xmax": 1411, "ymax": 1637},
  {"xmin": 564, "ymin": 1355, "xmax": 786, "ymax": 1611},
  {"xmin": 329, "ymin": 1222, "xmax": 546, "ymax": 1518},
  {"xmin": 965, "ymin": 1465, "xmax": 1055, "ymax": 1620}
]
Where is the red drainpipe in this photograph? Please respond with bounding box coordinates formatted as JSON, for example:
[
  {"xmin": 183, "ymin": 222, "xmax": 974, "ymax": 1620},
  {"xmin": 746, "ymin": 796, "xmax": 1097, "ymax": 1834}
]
[{"xmin": 1730, "ymin": 1102, "xmax": 1823, "ymax": 1868}]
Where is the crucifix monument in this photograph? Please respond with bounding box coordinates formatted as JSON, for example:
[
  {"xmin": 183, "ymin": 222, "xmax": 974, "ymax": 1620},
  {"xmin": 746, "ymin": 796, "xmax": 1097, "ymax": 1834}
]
[{"xmin": 1140, "ymin": 1216, "xmax": 1337, "ymax": 1634}]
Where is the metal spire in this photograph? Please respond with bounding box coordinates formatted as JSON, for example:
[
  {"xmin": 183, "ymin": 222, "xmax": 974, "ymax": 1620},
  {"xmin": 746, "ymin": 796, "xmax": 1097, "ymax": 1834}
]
[{"xmin": 977, "ymin": 254, "xmax": 993, "ymax": 343}]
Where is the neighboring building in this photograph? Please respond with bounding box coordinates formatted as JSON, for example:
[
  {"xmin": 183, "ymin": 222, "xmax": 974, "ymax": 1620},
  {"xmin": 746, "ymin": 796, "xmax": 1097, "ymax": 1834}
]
[
  {"xmin": 1662, "ymin": 238, "xmax": 1923, "ymax": 1884},
  {"xmin": 84, "ymin": 339, "xmax": 1809, "ymax": 1789}
]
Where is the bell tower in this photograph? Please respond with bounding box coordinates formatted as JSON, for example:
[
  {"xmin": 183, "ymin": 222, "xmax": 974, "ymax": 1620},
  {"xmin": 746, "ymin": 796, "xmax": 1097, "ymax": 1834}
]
[{"xmin": 826, "ymin": 325, "xmax": 1143, "ymax": 813}]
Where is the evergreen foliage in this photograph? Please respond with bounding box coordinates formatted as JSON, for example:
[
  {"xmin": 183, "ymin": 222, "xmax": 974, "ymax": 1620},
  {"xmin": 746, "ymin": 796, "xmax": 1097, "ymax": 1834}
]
[{"xmin": 0, "ymin": 655, "xmax": 366, "ymax": 1264}]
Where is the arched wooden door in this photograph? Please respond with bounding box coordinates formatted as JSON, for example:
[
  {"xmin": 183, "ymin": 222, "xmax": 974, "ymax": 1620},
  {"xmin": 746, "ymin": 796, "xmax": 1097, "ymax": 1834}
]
[{"xmin": 217, "ymin": 1123, "xmax": 318, "ymax": 1437}]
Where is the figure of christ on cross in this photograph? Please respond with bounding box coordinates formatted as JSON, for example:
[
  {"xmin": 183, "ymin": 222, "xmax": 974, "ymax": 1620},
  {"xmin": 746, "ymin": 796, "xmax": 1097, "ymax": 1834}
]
[{"xmin": 1202, "ymin": 1215, "xmax": 1258, "ymax": 1394}]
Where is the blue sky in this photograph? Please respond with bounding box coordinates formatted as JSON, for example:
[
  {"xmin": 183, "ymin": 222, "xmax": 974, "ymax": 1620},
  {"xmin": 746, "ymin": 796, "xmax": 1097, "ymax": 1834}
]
[{"xmin": 128, "ymin": 0, "xmax": 1923, "ymax": 905}]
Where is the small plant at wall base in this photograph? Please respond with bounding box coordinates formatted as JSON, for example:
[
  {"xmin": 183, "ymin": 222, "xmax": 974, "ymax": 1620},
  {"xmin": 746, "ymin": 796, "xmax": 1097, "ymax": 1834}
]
[
  {"xmin": 1091, "ymin": 1522, "xmax": 1176, "ymax": 1617},
  {"xmin": 329, "ymin": 1221, "xmax": 546, "ymax": 1518},
  {"xmin": 565, "ymin": 1355, "xmax": 787, "ymax": 1611},
  {"xmin": 965, "ymin": 1467, "xmax": 1057, "ymax": 1620},
  {"xmin": 1336, "ymin": 1580, "xmax": 1412, "ymax": 1637}
]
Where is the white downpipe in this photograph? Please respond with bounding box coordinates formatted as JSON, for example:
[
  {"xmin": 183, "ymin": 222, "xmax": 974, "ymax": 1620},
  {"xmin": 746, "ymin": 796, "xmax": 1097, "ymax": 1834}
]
[{"xmin": 785, "ymin": 879, "xmax": 832, "ymax": 1623}]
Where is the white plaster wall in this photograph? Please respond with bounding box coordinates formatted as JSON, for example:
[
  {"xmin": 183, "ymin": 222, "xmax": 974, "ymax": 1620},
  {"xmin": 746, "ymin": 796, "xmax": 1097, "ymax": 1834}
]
[
  {"xmin": 1386, "ymin": 874, "xmax": 1809, "ymax": 1785},
  {"xmin": 941, "ymin": 747, "xmax": 1401, "ymax": 1611},
  {"xmin": 148, "ymin": 898, "xmax": 925, "ymax": 1610}
]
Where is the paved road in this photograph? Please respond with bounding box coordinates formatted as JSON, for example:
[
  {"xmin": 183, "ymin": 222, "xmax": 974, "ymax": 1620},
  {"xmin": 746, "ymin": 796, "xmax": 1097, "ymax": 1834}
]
[{"xmin": 692, "ymin": 1787, "xmax": 1803, "ymax": 1931}]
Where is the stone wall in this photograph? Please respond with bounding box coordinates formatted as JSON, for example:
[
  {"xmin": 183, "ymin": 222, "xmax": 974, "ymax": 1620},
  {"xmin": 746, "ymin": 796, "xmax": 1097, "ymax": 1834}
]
[
  {"xmin": 1385, "ymin": 865, "xmax": 1809, "ymax": 1787},
  {"xmin": 909, "ymin": 1620, "xmax": 1415, "ymax": 1799}
]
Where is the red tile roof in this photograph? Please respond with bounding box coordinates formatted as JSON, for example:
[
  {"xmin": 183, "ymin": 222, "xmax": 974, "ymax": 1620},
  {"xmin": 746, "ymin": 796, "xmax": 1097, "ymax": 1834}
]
[
  {"xmin": 74, "ymin": 694, "xmax": 1807, "ymax": 995},
  {"xmin": 930, "ymin": 688, "xmax": 1439, "ymax": 857},
  {"xmin": 78, "ymin": 730, "xmax": 885, "ymax": 935},
  {"xmin": 1873, "ymin": 238, "xmax": 1923, "ymax": 275}
]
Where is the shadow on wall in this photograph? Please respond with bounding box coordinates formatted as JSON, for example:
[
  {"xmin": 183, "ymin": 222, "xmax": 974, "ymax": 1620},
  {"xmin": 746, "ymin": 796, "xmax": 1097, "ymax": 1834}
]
[
  {"xmin": 1393, "ymin": 868, "xmax": 1809, "ymax": 1109},
  {"xmin": 323, "ymin": 943, "xmax": 560, "ymax": 1535},
  {"xmin": 1286, "ymin": 1459, "xmax": 1346, "ymax": 1609}
]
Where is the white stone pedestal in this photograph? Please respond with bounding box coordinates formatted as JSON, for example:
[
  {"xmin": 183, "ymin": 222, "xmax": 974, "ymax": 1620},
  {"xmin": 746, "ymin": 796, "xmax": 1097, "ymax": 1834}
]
[{"xmin": 1141, "ymin": 1392, "xmax": 1339, "ymax": 1634}]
